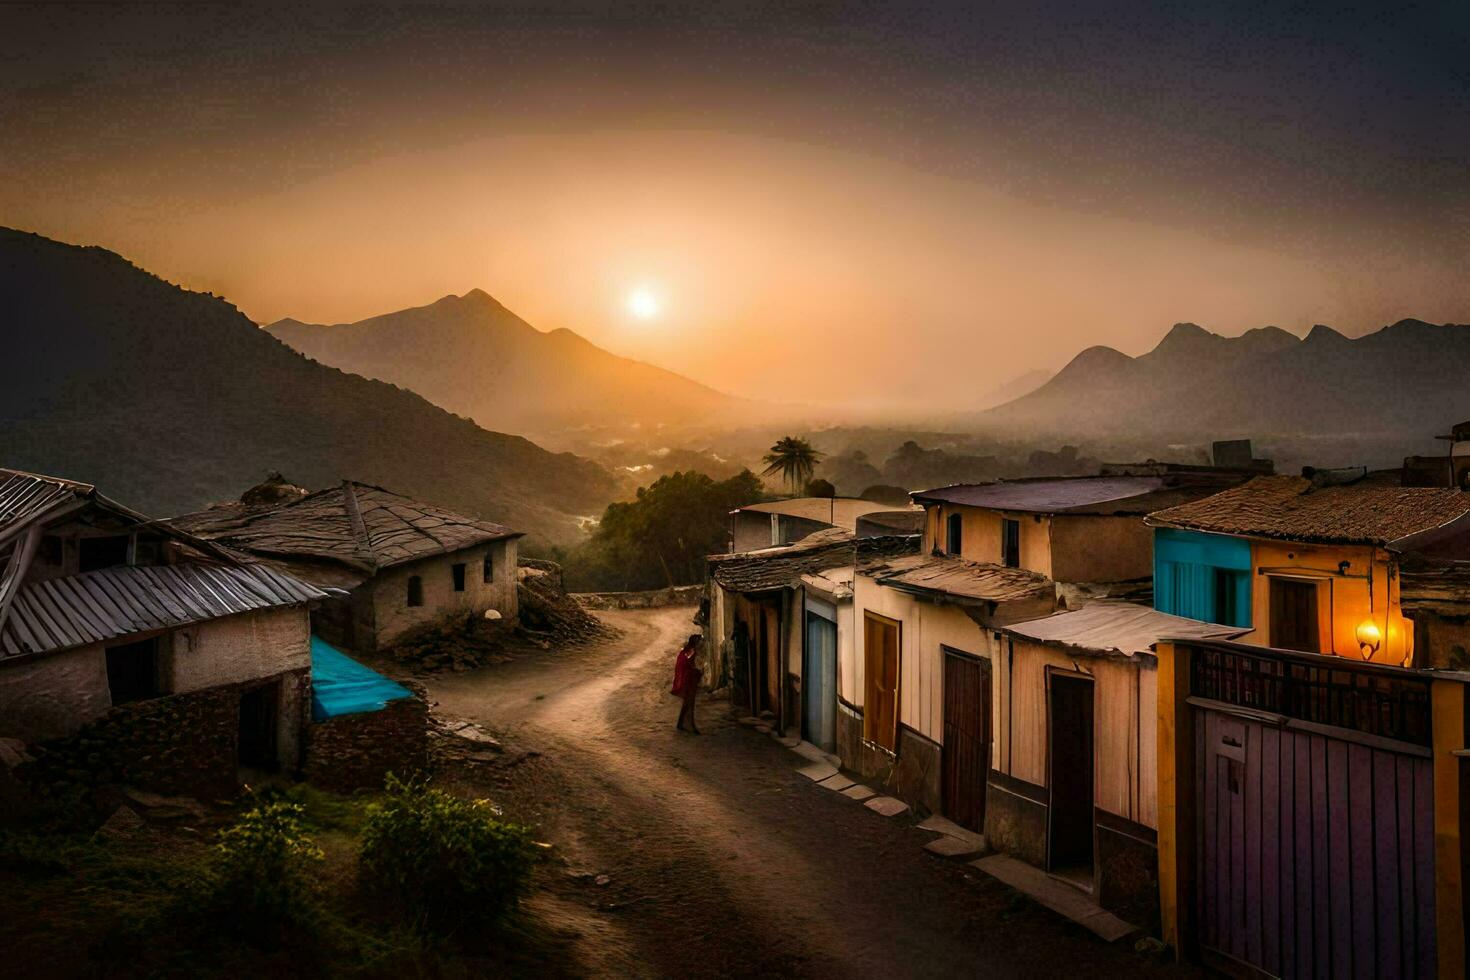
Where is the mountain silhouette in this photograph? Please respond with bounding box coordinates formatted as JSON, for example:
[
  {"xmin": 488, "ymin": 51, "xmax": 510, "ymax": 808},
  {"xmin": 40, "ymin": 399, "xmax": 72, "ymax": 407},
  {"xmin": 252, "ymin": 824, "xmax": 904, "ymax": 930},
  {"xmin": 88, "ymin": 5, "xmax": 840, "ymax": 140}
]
[
  {"xmin": 981, "ymin": 319, "xmax": 1470, "ymax": 458},
  {"xmin": 267, "ymin": 291, "xmax": 742, "ymax": 441},
  {"xmin": 0, "ymin": 228, "xmax": 615, "ymax": 546}
]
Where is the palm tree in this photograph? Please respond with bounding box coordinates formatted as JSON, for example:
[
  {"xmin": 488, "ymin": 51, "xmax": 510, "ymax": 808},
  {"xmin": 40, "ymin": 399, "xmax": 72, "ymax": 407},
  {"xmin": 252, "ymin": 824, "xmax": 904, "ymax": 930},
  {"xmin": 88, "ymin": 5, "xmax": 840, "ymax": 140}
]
[{"xmin": 762, "ymin": 436, "xmax": 824, "ymax": 495}]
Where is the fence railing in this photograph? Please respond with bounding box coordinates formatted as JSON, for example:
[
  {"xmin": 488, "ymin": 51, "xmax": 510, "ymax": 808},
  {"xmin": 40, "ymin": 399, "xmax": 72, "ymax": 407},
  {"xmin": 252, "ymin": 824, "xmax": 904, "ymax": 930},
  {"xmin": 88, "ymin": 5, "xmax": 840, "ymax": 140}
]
[{"xmin": 1185, "ymin": 641, "xmax": 1432, "ymax": 746}]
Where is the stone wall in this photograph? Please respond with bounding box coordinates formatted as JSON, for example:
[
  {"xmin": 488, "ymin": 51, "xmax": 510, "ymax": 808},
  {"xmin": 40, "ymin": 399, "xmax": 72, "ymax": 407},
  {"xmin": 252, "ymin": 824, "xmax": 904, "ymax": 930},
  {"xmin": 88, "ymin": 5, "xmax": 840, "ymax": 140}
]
[
  {"xmin": 303, "ymin": 692, "xmax": 428, "ymax": 793},
  {"xmin": 574, "ymin": 585, "xmax": 704, "ymax": 609},
  {"xmin": 23, "ymin": 668, "xmax": 309, "ymax": 799},
  {"xmin": 370, "ymin": 539, "xmax": 519, "ymax": 651},
  {"xmin": 985, "ymin": 771, "xmax": 1049, "ymax": 866},
  {"xmin": 1095, "ymin": 812, "xmax": 1161, "ymax": 933},
  {"xmin": 836, "ymin": 706, "xmax": 942, "ymax": 813}
]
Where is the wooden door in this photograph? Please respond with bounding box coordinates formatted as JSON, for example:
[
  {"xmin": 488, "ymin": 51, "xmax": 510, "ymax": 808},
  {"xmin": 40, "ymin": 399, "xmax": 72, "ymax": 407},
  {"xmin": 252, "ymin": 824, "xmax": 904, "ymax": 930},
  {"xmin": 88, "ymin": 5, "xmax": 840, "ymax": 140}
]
[
  {"xmin": 863, "ymin": 612, "xmax": 899, "ymax": 751},
  {"xmin": 942, "ymin": 650, "xmax": 991, "ymax": 832},
  {"xmin": 1269, "ymin": 578, "xmax": 1321, "ymax": 652},
  {"xmin": 803, "ymin": 612, "xmax": 838, "ymax": 752},
  {"xmin": 763, "ymin": 604, "xmax": 781, "ymax": 716},
  {"xmin": 1047, "ymin": 673, "xmax": 1095, "ymax": 875},
  {"xmin": 1196, "ymin": 709, "xmax": 1436, "ymax": 978}
]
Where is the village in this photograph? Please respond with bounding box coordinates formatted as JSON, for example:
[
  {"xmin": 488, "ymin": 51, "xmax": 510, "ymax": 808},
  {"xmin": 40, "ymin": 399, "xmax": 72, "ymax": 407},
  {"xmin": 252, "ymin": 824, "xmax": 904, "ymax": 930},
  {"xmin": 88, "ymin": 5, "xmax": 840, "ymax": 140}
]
[{"xmin": 1, "ymin": 423, "xmax": 1468, "ymax": 976}]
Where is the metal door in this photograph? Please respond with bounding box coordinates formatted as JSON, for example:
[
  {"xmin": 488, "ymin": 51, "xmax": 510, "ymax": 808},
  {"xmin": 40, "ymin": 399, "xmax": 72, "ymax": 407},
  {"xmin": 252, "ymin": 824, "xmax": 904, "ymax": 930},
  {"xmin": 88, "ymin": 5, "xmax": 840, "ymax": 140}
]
[
  {"xmin": 941, "ymin": 650, "xmax": 991, "ymax": 832},
  {"xmin": 803, "ymin": 611, "xmax": 837, "ymax": 752},
  {"xmin": 1196, "ymin": 709, "xmax": 1437, "ymax": 978}
]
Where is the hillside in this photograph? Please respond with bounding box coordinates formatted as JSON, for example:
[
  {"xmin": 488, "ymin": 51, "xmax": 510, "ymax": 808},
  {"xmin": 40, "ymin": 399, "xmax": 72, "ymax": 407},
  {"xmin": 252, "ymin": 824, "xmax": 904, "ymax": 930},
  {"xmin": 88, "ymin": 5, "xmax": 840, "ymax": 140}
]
[
  {"xmin": 0, "ymin": 228, "xmax": 616, "ymax": 547},
  {"xmin": 979, "ymin": 320, "xmax": 1470, "ymax": 463},
  {"xmin": 267, "ymin": 291, "xmax": 743, "ymax": 442}
]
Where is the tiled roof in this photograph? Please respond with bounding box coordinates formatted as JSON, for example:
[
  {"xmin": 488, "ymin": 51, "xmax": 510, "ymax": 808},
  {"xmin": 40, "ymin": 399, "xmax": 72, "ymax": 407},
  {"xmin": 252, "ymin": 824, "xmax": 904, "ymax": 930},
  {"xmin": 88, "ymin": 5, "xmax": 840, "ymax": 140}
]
[
  {"xmin": 709, "ymin": 530, "xmax": 918, "ymax": 594},
  {"xmin": 171, "ymin": 481, "xmax": 521, "ymax": 575},
  {"xmin": 0, "ymin": 561, "xmax": 325, "ymax": 659},
  {"xmin": 860, "ymin": 552, "xmax": 1052, "ymax": 604},
  {"xmin": 1147, "ymin": 475, "xmax": 1470, "ymax": 546}
]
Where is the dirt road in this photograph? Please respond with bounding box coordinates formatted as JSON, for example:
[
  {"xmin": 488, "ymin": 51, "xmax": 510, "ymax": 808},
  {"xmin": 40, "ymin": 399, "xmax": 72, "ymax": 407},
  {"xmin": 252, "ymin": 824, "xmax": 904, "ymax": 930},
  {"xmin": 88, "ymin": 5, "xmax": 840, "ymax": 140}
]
[{"xmin": 426, "ymin": 607, "xmax": 1184, "ymax": 979}]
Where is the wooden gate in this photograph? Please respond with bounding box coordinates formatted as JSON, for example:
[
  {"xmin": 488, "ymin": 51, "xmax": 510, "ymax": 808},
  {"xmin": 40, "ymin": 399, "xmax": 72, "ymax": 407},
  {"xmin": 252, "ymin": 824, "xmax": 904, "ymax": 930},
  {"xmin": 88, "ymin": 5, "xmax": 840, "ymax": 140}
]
[
  {"xmin": 941, "ymin": 650, "xmax": 991, "ymax": 832},
  {"xmin": 1191, "ymin": 646, "xmax": 1436, "ymax": 978},
  {"xmin": 863, "ymin": 612, "xmax": 899, "ymax": 751},
  {"xmin": 803, "ymin": 611, "xmax": 838, "ymax": 753}
]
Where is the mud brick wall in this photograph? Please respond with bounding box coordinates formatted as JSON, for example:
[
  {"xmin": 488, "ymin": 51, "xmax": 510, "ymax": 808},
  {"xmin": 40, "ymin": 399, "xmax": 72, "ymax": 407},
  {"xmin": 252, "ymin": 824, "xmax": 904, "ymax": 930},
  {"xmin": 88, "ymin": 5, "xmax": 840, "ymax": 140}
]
[
  {"xmin": 303, "ymin": 693, "xmax": 428, "ymax": 792},
  {"xmin": 573, "ymin": 585, "xmax": 704, "ymax": 610},
  {"xmin": 24, "ymin": 669, "xmax": 308, "ymax": 799}
]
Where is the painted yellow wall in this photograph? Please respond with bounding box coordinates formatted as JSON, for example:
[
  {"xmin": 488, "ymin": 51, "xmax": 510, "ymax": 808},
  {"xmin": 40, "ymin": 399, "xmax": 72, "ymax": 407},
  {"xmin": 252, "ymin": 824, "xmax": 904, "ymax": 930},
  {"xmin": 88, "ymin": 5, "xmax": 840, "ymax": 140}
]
[
  {"xmin": 924, "ymin": 503, "xmax": 1052, "ymax": 578},
  {"xmin": 849, "ymin": 572, "xmax": 1001, "ymax": 754},
  {"xmin": 1244, "ymin": 540, "xmax": 1413, "ymax": 666},
  {"xmin": 1001, "ymin": 638, "xmax": 1157, "ymax": 828},
  {"xmin": 1048, "ymin": 514, "xmax": 1153, "ymax": 584}
]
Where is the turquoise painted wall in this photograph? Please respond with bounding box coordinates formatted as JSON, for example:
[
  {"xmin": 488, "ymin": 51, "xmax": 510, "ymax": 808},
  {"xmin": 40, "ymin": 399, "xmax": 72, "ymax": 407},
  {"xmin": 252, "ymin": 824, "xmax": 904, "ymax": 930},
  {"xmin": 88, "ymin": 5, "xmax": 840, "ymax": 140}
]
[{"xmin": 1153, "ymin": 527, "xmax": 1252, "ymax": 626}]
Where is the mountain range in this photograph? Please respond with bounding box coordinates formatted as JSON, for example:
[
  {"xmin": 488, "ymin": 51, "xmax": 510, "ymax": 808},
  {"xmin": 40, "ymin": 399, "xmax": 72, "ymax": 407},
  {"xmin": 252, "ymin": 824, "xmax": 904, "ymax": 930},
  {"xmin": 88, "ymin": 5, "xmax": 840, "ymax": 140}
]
[
  {"xmin": 268, "ymin": 292, "xmax": 743, "ymax": 443},
  {"xmin": 0, "ymin": 228, "xmax": 615, "ymax": 547},
  {"xmin": 980, "ymin": 319, "xmax": 1470, "ymax": 462}
]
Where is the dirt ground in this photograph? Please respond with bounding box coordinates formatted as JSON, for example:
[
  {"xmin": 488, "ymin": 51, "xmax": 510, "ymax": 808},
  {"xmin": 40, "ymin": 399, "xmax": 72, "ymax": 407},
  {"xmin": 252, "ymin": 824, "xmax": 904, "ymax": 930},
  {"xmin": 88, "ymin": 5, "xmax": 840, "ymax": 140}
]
[{"xmin": 426, "ymin": 607, "xmax": 1193, "ymax": 980}]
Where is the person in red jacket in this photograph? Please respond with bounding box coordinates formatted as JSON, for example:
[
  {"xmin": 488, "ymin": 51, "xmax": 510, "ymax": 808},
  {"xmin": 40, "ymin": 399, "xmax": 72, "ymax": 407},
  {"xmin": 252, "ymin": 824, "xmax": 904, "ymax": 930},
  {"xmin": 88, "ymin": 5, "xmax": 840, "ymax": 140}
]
[{"xmin": 672, "ymin": 634, "xmax": 704, "ymax": 734}]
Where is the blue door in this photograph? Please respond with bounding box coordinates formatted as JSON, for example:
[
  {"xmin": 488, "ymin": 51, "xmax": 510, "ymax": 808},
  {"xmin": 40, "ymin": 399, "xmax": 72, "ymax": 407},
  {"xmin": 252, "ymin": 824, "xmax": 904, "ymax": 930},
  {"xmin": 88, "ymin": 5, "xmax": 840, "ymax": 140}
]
[{"xmin": 803, "ymin": 611, "xmax": 838, "ymax": 752}]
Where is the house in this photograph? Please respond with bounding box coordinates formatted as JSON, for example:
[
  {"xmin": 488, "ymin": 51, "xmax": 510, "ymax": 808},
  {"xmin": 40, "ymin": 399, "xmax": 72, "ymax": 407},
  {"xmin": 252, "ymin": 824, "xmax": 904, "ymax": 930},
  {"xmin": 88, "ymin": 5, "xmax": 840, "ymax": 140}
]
[
  {"xmin": 1146, "ymin": 471, "xmax": 1470, "ymax": 666},
  {"xmin": 171, "ymin": 479, "xmax": 522, "ymax": 656},
  {"xmin": 987, "ymin": 602, "xmax": 1247, "ymax": 931},
  {"xmin": 705, "ymin": 528, "xmax": 918, "ymax": 750},
  {"xmin": 0, "ymin": 468, "xmax": 325, "ymax": 795},
  {"xmin": 728, "ymin": 497, "xmax": 912, "ymax": 553},
  {"xmin": 843, "ymin": 468, "xmax": 1251, "ymax": 821},
  {"xmin": 1142, "ymin": 471, "xmax": 1470, "ymax": 976}
]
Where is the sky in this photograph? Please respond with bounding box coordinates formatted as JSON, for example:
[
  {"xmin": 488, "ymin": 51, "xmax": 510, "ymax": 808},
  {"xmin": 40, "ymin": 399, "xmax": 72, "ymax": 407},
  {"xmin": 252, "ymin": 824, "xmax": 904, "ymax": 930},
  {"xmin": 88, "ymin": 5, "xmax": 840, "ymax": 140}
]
[{"xmin": 3, "ymin": 1, "xmax": 1469, "ymax": 411}]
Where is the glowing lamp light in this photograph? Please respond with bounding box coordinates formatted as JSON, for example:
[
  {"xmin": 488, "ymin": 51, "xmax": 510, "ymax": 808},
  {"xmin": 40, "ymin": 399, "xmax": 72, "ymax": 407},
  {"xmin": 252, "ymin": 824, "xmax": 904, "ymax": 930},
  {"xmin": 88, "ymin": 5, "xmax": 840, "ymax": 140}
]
[{"xmin": 1355, "ymin": 619, "xmax": 1382, "ymax": 659}]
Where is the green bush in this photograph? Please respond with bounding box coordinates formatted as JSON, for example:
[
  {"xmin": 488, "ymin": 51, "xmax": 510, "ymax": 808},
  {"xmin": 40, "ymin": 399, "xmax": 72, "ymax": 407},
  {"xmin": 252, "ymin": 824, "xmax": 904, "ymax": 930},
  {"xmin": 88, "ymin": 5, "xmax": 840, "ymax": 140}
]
[
  {"xmin": 360, "ymin": 775, "xmax": 533, "ymax": 936},
  {"xmin": 203, "ymin": 799, "xmax": 325, "ymax": 947}
]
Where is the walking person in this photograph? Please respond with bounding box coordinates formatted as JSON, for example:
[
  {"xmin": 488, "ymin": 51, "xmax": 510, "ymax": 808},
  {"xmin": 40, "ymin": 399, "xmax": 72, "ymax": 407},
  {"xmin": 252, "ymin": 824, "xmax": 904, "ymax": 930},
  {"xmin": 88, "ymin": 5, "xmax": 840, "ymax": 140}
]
[{"xmin": 672, "ymin": 634, "xmax": 704, "ymax": 734}]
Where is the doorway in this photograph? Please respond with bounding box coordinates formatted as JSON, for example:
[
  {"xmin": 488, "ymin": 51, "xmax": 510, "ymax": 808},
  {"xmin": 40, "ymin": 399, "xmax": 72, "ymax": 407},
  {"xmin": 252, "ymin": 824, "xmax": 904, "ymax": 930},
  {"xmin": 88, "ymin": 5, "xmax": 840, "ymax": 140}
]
[
  {"xmin": 863, "ymin": 612, "xmax": 900, "ymax": 752},
  {"xmin": 238, "ymin": 683, "xmax": 280, "ymax": 773},
  {"xmin": 1047, "ymin": 672, "xmax": 1095, "ymax": 885},
  {"xmin": 803, "ymin": 610, "xmax": 837, "ymax": 753},
  {"xmin": 942, "ymin": 650, "xmax": 992, "ymax": 832}
]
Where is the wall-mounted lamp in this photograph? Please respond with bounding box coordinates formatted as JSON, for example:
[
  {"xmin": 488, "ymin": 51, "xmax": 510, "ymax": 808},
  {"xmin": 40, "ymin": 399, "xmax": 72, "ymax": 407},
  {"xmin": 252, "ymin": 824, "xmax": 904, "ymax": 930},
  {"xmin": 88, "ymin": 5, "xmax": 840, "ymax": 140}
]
[{"xmin": 1355, "ymin": 619, "xmax": 1382, "ymax": 659}]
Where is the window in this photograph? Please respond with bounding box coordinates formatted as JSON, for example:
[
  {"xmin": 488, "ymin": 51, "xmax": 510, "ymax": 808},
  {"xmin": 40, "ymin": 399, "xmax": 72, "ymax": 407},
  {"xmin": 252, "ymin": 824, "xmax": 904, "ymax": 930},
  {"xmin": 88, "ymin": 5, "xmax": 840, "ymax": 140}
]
[
  {"xmin": 105, "ymin": 637, "xmax": 160, "ymax": 704},
  {"xmin": 452, "ymin": 563, "xmax": 467, "ymax": 592},
  {"xmin": 79, "ymin": 535, "xmax": 130, "ymax": 572},
  {"xmin": 1212, "ymin": 568, "xmax": 1250, "ymax": 627},
  {"xmin": 1269, "ymin": 578, "xmax": 1320, "ymax": 653},
  {"xmin": 407, "ymin": 575, "xmax": 424, "ymax": 607},
  {"xmin": 1001, "ymin": 519, "xmax": 1021, "ymax": 568},
  {"xmin": 946, "ymin": 513, "xmax": 963, "ymax": 555},
  {"xmin": 483, "ymin": 553, "xmax": 494, "ymax": 584}
]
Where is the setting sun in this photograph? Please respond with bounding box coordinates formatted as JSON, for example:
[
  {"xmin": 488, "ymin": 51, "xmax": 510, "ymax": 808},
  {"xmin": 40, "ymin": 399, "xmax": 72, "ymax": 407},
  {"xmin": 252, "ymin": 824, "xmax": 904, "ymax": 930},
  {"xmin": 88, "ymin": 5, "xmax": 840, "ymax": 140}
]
[{"xmin": 627, "ymin": 286, "xmax": 661, "ymax": 320}]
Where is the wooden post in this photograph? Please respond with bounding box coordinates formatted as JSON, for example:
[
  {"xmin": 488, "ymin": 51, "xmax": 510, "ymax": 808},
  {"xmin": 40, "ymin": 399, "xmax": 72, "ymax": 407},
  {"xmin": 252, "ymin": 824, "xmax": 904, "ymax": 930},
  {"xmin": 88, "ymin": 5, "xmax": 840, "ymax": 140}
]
[
  {"xmin": 1432, "ymin": 678, "xmax": 1466, "ymax": 979},
  {"xmin": 1155, "ymin": 641, "xmax": 1196, "ymax": 959}
]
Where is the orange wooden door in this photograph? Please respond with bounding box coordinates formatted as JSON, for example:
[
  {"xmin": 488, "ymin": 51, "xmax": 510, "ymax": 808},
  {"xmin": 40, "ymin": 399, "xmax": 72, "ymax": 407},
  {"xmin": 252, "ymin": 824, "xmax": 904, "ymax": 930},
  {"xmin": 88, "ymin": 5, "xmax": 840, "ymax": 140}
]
[{"xmin": 863, "ymin": 612, "xmax": 899, "ymax": 751}]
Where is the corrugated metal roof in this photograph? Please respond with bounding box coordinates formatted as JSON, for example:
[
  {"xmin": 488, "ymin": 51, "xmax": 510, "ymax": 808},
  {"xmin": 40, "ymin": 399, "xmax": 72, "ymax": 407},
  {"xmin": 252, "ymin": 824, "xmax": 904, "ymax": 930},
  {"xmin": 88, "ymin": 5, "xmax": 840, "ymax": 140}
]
[
  {"xmin": 911, "ymin": 477, "xmax": 1166, "ymax": 512},
  {"xmin": 0, "ymin": 561, "xmax": 326, "ymax": 659},
  {"xmin": 171, "ymin": 481, "xmax": 521, "ymax": 575},
  {"xmin": 862, "ymin": 552, "xmax": 1052, "ymax": 604},
  {"xmin": 998, "ymin": 601, "xmax": 1248, "ymax": 659},
  {"xmin": 1147, "ymin": 475, "xmax": 1470, "ymax": 546}
]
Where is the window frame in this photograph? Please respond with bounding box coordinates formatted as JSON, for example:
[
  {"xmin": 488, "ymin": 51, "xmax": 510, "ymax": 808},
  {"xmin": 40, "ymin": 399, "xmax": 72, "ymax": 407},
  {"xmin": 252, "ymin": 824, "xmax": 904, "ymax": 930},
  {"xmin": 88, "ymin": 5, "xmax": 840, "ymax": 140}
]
[
  {"xmin": 483, "ymin": 552, "xmax": 494, "ymax": 584},
  {"xmin": 451, "ymin": 563, "xmax": 467, "ymax": 592},
  {"xmin": 1001, "ymin": 518, "xmax": 1021, "ymax": 568},
  {"xmin": 946, "ymin": 512, "xmax": 963, "ymax": 555}
]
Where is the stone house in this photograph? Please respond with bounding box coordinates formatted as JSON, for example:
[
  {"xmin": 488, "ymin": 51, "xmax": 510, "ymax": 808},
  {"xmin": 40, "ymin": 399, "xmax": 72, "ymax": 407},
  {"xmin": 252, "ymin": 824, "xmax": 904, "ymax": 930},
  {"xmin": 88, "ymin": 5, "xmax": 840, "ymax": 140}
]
[
  {"xmin": 171, "ymin": 480, "xmax": 522, "ymax": 655},
  {"xmin": 0, "ymin": 468, "xmax": 325, "ymax": 795}
]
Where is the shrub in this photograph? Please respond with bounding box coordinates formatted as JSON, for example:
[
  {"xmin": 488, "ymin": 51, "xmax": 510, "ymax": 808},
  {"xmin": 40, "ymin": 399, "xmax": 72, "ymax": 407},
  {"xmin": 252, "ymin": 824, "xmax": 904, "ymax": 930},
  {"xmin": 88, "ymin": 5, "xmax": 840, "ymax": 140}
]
[
  {"xmin": 359, "ymin": 775, "xmax": 533, "ymax": 936},
  {"xmin": 203, "ymin": 799, "xmax": 325, "ymax": 948}
]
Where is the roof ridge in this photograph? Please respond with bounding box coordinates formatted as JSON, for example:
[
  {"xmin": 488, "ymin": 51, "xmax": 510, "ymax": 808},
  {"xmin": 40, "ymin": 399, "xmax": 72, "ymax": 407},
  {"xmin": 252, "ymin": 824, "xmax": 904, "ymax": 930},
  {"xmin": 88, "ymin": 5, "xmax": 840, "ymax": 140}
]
[{"xmin": 340, "ymin": 481, "xmax": 378, "ymax": 570}]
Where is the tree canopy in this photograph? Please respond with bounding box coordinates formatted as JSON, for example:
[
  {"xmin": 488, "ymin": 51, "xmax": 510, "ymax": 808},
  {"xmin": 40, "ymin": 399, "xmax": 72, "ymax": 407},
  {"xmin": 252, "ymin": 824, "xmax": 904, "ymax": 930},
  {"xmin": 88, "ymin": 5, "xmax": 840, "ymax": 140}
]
[{"xmin": 560, "ymin": 469, "xmax": 766, "ymax": 591}]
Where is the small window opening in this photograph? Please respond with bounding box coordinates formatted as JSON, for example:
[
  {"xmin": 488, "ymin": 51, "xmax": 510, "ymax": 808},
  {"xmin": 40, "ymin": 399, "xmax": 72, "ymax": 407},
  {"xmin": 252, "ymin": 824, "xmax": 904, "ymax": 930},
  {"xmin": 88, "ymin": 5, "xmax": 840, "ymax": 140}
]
[
  {"xmin": 452, "ymin": 563, "xmax": 467, "ymax": 592},
  {"xmin": 106, "ymin": 637, "xmax": 160, "ymax": 704},
  {"xmin": 946, "ymin": 513, "xmax": 963, "ymax": 555},
  {"xmin": 407, "ymin": 575, "xmax": 424, "ymax": 607},
  {"xmin": 1001, "ymin": 519, "xmax": 1021, "ymax": 568},
  {"xmin": 483, "ymin": 553, "xmax": 494, "ymax": 583}
]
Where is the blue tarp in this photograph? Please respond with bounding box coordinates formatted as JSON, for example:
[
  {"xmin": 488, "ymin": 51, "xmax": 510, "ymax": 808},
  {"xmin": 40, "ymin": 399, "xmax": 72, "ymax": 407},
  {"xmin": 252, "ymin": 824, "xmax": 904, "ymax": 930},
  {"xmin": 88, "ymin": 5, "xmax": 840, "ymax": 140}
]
[{"xmin": 310, "ymin": 635, "xmax": 414, "ymax": 721}]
